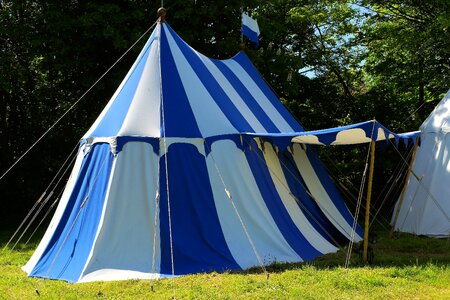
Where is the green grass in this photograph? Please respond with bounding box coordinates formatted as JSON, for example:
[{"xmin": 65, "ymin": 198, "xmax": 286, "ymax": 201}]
[{"xmin": 1, "ymin": 229, "xmax": 449, "ymax": 299}]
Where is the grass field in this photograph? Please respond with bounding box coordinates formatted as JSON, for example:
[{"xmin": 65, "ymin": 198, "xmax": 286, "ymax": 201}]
[{"xmin": 1, "ymin": 228, "xmax": 449, "ymax": 299}]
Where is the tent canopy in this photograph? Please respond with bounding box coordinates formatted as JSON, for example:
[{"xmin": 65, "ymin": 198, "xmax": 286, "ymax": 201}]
[
  {"xmin": 83, "ymin": 120, "xmax": 420, "ymax": 156},
  {"xmin": 245, "ymin": 120, "xmax": 420, "ymax": 149},
  {"xmin": 83, "ymin": 23, "xmax": 303, "ymax": 141}
]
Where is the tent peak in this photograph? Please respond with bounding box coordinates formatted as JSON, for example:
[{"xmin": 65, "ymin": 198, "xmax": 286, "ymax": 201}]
[{"xmin": 157, "ymin": 7, "xmax": 167, "ymax": 23}]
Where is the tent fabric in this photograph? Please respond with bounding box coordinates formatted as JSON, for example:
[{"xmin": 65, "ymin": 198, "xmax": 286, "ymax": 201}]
[
  {"xmin": 24, "ymin": 21, "xmax": 363, "ymax": 283},
  {"xmin": 393, "ymin": 91, "xmax": 450, "ymax": 237},
  {"xmin": 83, "ymin": 23, "xmax": 302, "ymax": 140},
  {"xmin": 241, "ymin": 12, "xmax": 260, "ymax": 46},
  {"xmin": 244, "ymin": 120, "xmax": 420, "ymax": 149},
  {"xmin": 28, "ymin": 143, "xmax": 114, "ymax": 282}
]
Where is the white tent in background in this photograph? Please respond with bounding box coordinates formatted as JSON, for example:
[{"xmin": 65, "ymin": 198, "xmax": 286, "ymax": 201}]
[{"xmin": 393, "ymin": 90, "xmax": 450, "ymax": 237}]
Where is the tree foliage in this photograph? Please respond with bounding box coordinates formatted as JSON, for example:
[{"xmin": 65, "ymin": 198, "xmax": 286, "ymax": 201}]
[
  {"xmin": 2, "ymin": 0, "xmax": 450, "ymax": 225},
  {"xmin": 360, "ymin": 0, "xmax": 450, "ymax": 128}
]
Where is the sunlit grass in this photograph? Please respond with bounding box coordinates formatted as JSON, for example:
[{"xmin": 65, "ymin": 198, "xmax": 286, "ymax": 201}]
[{"xmin": 1, "ymin": 229, "xmax": 449, "ymax": 299}]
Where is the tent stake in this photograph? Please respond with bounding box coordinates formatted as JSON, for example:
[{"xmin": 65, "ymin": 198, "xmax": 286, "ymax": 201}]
[
  {"xmin": 363, "ymin": 140, "xmax": 376, "ymax": 263},
  {"xmin": 389, "ymin": 137, "xmax": 419, "ymax": 239}
]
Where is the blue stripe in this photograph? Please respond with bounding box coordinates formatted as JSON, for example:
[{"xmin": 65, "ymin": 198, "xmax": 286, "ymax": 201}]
[
  {"xmin": 304, "ymin": 146, "xmax": 364, "ymax": 238},
  {"xmin": 90, "ymin": 31, "xmax": 157, "ymax": 137},
  {"xmin": 233, "ymin": 52, "xmax": 304, "ymax": 132},
  {"xmin": 160, "ymin": 25, "xmax": 202, "ymax": 138},
  {"xmin": 214, "ymin": 59, "xmax": 281, "ymax": 133},
  {"xmin": 244, "ymin": 140, "xmax": 323, "ymax": 260},
  {"xmin": 164, "ymin": 25, "xmax": 254, "ymax": 133},
  {"xmin": 29, "ymin": 143, "xmax": 113, "ymax": 282},
  {"xmin": 242, "ymin": 25, "xmax": 259, "ymax": 46},
  {"xmin": 115, "ymin": 136, "xmax": 159, "ymax": 154},
  {"xmin": 159, "ymin": 143, "xmax": 240, "ymax": 275},
  {"xmin": 278, "ymin": 150, "xmax": 345, "ymax": 244}
]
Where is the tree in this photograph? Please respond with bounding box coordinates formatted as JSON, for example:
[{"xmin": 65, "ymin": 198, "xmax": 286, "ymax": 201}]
[
  {"xmin": 360, "ymin": 0, "xmax": 450, "ymax": 130},
  {"xmin": 3, "ymin": 0, "xmax": 450, "ymax": 227}
]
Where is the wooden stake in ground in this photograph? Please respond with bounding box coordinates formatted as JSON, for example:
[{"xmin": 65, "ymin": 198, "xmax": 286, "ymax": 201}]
[{"xmin": 363, "ymin": 140, "xmax": 376, "ymax": 263}]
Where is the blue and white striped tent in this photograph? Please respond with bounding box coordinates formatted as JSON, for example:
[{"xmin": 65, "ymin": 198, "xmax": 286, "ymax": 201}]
[{"xmin": 23, "ymin": 20, "xmax": 363, "ymax": 282}]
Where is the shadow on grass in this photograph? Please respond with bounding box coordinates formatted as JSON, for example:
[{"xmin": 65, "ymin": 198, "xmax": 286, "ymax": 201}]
[
  {"xmin": 233, "ymin": 229, "xmax": 450, "ymax": 275},
  {"xmin": 1, "ymin": 226, "xmax": 449, "ymax": 277},
  {"xmin": 0, "ymin": 227, "xmax": 45, "ymax": 253}
]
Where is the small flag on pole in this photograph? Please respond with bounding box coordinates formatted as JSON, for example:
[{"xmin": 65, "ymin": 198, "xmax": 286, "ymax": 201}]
[{"xmin": 242, "ymin": 12, "xmax": 260, "ymax": 46}]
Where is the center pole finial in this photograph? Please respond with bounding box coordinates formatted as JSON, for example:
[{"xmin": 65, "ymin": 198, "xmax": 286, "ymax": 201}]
[{"xmin": 157, "ymin": 7, "xmax": 167, "ymax": 23}]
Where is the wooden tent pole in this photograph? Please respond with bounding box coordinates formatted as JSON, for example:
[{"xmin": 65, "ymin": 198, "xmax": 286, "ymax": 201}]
[
  {"xmin": 389, "ymin": 137, "xmax": 420, "ymax": 239},
  {"xmin": 363, "ymin": 140, "xmax": 376, "ymax": 263}
]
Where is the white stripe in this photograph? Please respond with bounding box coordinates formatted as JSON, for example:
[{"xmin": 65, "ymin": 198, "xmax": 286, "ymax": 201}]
[
  {"xmin": 83, "ymin": 27, "xmax": 158, "ymax": 139},
  {"xmin": 222, "ymin": 59, "xmax": 294, "ymax": 132},
  {"xmin": 79, "ymin": 269, "xmax": 165, "ymax": 283},
  {"xmin": 196, "ymin": 53, "xmax": 267, "ymax": 133},
  {"xmin": 258, "ymin": 141, "xmax": 338, "ymax": 254},
  {"xmin": 118, "ymin": 25, "xmax": 161, "ymax": 137},
  {"xmin": 163, "ymin": 26, "xmax": 238, "ymax": 137},
  {"xmin": 79, "ymin": 142, "xmax": 160, "ymax": 281},
  {"xmin": 242, "ymin": 13, "xmax": 260, "ymax": 36},
  {"xmin": 206, "ymin": 140, "xmax": 302, "ymax": 269},
  {"xmin": 290, "ymin": 144, "xmax": 362, "ymax": 241},
  {"xmin": 22, "ymin": 145, "xmax": 87, "ymax": 274}
]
